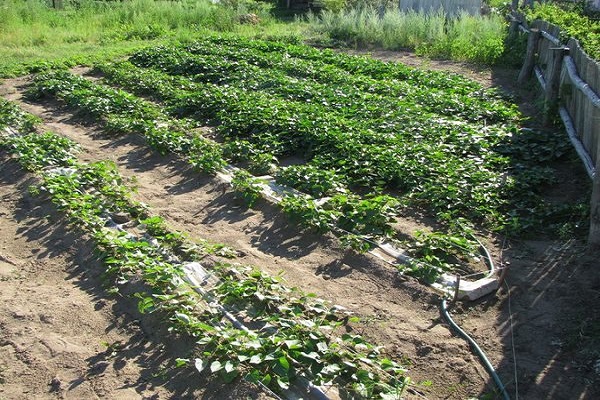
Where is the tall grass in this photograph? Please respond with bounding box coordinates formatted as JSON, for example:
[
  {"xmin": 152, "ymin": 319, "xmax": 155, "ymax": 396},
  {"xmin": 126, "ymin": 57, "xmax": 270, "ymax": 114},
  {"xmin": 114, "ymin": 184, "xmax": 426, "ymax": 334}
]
[
  {"xmin": 0, "ymin": 0, "xmax": 282, "ymax": 76},
  {"xmin": 307, "ymin": 6, "xmax": 507, "ymax": 64},
  {"xmin": 0, "ymin": 0, "xmax": 246, "ymax": 47}
]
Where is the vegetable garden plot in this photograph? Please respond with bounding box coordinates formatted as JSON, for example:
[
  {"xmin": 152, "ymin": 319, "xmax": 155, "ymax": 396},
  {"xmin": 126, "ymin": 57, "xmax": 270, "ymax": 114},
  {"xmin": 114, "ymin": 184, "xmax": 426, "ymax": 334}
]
[
  {"xmin": 0, "ymin": 104, "xmax": 411, "ymax": 398},
  {"xmin": 2, "ymin": 32, "xmax": 596, "ymax": 397},
  {"xmin": 24, "ymin": 34, "xmax": 587, "ymax": 284},
  {"xmin": 96, "ymin": 36, "xmax": 580, "ymax": 234}
]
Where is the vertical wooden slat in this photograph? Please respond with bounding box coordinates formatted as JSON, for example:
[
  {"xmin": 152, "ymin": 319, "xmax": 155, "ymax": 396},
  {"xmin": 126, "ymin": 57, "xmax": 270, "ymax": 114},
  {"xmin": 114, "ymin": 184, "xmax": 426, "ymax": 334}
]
[
  {"xmin": 518, "ymin": 28, "xmax": 541, "ymax": 84},
  {"xmin": 593, "ymin": 106, "xmax": 600, "ymax": 166},
  {"xmin": 589, "ymin": 143, "xmax": 600, "ymax": 251},
  {"xmin": 516, "ymin": 17, "xmax": 600, "ymax": 244},
  {"xmin": 537, "ymin": 22, "xmax": 550, "ymax": 77},
  {"xmin": 544, "ymin": 47, "xmax": 567, "ymax": 125}
]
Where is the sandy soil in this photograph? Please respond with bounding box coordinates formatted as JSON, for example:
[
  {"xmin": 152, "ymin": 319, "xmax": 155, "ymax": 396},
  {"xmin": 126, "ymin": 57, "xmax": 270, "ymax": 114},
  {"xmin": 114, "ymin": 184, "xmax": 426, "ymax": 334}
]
[{"xmin": 0, "ymin": 56, "xmax": 599, "ymax": 400}]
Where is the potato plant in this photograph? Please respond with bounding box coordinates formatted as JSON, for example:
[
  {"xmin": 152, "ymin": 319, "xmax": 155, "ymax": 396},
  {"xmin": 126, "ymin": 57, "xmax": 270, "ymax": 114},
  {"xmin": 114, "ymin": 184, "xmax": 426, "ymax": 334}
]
[
  {"xmin": 25, "ymin": 33, "xmax": 587, "ymax": 282},
  {"xmin": 1, "ymin": 123, "xmax": 411, "ymax": 398}
]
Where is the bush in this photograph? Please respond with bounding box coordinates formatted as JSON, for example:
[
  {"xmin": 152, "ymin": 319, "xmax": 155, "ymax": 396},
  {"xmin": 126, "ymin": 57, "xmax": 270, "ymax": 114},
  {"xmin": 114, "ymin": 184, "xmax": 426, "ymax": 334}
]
[{"xmin": 524, "ymin": 2, "xmax": 600, "ymax": 60}]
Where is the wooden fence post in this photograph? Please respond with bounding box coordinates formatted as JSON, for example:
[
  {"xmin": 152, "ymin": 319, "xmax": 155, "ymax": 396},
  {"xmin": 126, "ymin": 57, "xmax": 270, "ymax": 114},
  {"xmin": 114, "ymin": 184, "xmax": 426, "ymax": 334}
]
[
  {"xmin": 508, "ymin": 14, "xmax": 520, "ymax": 39},
  {"xmin": 543, "ymin": 47, "xmax": 568, "ymax": 125},
  {"xmin": 589, "ymin": 176, "xmax": 600, "ymax": 252},
  {"xmin": 518, "ymin": 29, "xmax": 541, "ymax": 84},
  {"xmin": 589, "ymin": 146, "xmax": 600, "ymax": 252}
]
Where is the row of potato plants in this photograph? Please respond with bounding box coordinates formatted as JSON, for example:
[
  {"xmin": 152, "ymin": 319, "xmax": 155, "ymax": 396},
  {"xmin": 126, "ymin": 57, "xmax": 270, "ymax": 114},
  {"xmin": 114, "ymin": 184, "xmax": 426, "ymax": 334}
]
[
  {"xmin": 27, "ymin": 68, "xmax": 492, "ymax": 281},
  {"xmin": 92, "ymin": 38, "xmax": 580, "ymax": 238},
  {"xmin": 95, "ymin": 59, "xmax": 511, "ymax": 227},
  {"xmin": 129, "ymin": 42, "xmax": 516, "ymax": 124},
  {"xmin": 0, "ymin": 105, "xmax": 410, "ymax": 398},
  {"xmin": 26, "ymin": 72, "xmax": 402, "ymax": 243}
]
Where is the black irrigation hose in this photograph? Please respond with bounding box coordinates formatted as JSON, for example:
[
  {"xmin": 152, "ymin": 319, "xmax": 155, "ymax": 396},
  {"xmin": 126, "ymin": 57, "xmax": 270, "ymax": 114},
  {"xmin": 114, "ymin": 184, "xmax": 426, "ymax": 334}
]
[
  {"xmin": 441, "ymin": 230, "xmax": 509, "ymax": 400},
  {"xmin": 441, "ymin": 299, "xmax": 510, "ymax": 400}
]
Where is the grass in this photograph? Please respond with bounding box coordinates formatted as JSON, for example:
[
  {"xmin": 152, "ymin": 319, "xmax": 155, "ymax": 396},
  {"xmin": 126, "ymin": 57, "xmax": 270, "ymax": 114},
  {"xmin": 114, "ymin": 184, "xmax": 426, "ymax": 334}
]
[
  {"xmin": 0, "ymin": 0, "xmax": 516, "ymax": 74},
  {"xmin": 0, "ymin": 0, "xmax": 303, "ymax": 77},
  {"xmin": 306, "ymin": 6, "xmax": 508, "ymax": 64}
]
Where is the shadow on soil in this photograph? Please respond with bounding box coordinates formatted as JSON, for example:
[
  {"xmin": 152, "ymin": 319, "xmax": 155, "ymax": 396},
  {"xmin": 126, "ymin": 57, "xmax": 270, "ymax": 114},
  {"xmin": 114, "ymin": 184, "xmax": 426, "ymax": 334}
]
[
  {"xmin": 465, "ymin": 238, "xmax": 600, "ymax": 400},
  {"xmin": 456, "ymin": 65, "xmax": 600, "ymax": 400}
]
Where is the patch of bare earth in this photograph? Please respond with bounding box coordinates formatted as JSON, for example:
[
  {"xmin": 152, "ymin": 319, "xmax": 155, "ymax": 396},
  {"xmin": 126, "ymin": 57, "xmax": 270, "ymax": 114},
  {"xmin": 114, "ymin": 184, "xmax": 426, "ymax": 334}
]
[{"xmin": 0, "ymin": 54, "xmax": 598, "ymax": 400}]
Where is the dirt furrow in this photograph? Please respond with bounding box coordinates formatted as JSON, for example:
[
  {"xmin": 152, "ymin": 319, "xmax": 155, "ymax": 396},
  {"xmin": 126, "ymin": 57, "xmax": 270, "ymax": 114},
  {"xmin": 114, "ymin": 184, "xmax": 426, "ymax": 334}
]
[
  {"xmin": 0, "ymin": 75, "xmax": 504, "ymax": 398},
  {"xmin": 5, "ymin": 68, "xmax": 599, "ymax": 399}
]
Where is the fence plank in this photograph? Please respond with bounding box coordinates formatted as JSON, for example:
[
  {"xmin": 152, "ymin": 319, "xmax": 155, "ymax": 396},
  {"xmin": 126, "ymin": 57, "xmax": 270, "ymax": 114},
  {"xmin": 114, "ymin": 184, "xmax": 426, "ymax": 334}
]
[
  {"xmin": 518, "ymin": 28, "xmax": 541, "ymax": 84},
  {"xmin": 398, "ymin": 0, "xmax": 482, "ymax": 15},
  {"xmin": 512, "ymin": 12, "xmax": 600, "ymax": 244},
  {"xmin": 544, "ymin": 47, "xmax": 568, "ymax": 124},
  {"xmin": 589, "ymin": 145, "xmax": 600, "ymax": 251},
  {"xmin": 569, "ymin": 38, "xmax": 600, "ymax": 95}
]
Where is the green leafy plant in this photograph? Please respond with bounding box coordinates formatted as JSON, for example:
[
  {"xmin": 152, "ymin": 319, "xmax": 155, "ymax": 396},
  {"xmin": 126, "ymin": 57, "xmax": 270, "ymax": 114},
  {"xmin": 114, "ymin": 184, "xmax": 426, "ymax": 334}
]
[
  {"xmin": 247, "ymin": 152, "xmax": 278, "ymax": 176},
  {"xmin": 3, "ymin": 124, "xmax": 412, "ymax": 397},
  {"xmin": 28, "ymin": 34, "xmax": 587, "ymax": 277},
  {"xmin": 524, "ymin": 2, "xmax": 600, "ymax": 60},
  {"xmin": 231, "ymin": 170, "xmax": 263, "ymax": 207},
  {"xmin": 275, "ymin": 165, "xmax": 347, "ymax": 197},
  {"xmin": 3, "ymin": 131, "xmax": 77, "ymax": 171},
  {"xmin": 403, "ymin": 230, "xmax": 481, "ymax": 283},
  {"xmin": 0, "ymin": 99, "xmax": 41, "ymax": 132}
]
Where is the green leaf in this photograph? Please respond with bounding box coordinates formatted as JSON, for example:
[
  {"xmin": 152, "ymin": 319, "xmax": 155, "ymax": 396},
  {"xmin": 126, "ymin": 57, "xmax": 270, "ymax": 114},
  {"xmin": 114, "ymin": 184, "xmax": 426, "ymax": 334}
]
[
  {"xmin": 316, "ymin": 342, "xmax": 329, "ymax": 353},
  {"xmin": 245, "ymin": 369, "xmax": 261, "ymax": 383},
  {"xmin": 194, "ymin": 322, "xmax": 216, "ymax": 332},
  {"xmin": 284, "ymin": 339, "xmax": 301, "ymax": 349},
  {"xmin": 194, "ymin": 358, "xmax": 207, "ymax": 373},
  {"xmin": 276, "ymin": 376, "xmax": 290, "ymax": 390},
  {"xmin": 222, "ymin": 368, "xmax": 239, "ymax": 383},
  {"xmin": 175, "ymin": 312, "xmax": 191, "ymax": 324},
  {"xmin": 246, "ymin": 339, "xmax": 262, "ymax": 349},
  {"xmin": 197, "ymin": 336, "xmax": 212, "ymax": 345},
  {"xmin": 175, "ymin": 358, "xmax": 189, "ymax": 368},
  {"xmin": 321, "ymin": 363, "xmax": 341, "ymax": 375},
  {"xmin": 261, "ymin": 373, "xmax": 272, "ymax": 386},
  {"xmin": 210, "ymin": 360, "xmax": 223, "ymax": 373},
  {"xmin": 278, "ymin": 356, "xmax": 290, "ymax": 371},
  {"xmin": 136, "ymin": 294, "xmax": 154, "ymax": 314},
  {"xmin": 224, "ymin": 360, "xmax": 236, "ymax": 373},
  {"xmin": 249, "ymin": 354, "xmax": 262, "ymax": 364},
  {"xmin": 300, "ymin": 351, "xmax": 319, "ymax": 360}
]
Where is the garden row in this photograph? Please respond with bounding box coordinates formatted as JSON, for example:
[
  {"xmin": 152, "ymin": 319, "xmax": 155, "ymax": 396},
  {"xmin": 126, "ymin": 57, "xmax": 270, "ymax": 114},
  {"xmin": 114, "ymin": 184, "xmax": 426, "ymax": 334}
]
[
  {"xmin": 27, "ymin": 66, "xmax": 488, "ymax": 282},
  {"xmin": 0, "ymin": 98, "xmax": 411, "ymax": 398},
  {"xmin": 24, "ymin": 35, "xmax": 587, "ymax": 279},
  {"xmin": 94, "ymin": 36, "xmax": 578, "ymax": 235}
]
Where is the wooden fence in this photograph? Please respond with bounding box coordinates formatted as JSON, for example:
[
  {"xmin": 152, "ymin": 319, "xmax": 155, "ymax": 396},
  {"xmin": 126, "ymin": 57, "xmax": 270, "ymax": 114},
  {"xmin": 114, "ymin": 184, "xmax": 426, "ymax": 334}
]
[
  {"xmin": 398, "ymin": 0, "xmax": 482, "ymax": 16},
  {"xmin": 509, "ymin": 13, "xmax": 600, "ymax": 248}
]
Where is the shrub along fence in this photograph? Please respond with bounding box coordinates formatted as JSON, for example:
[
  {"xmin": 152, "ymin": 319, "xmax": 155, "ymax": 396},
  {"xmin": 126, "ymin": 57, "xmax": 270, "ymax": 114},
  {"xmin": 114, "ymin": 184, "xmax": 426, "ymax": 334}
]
[{"xmin": 509, "ymin": 12, "xmax": 600, "ymax": 249}]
